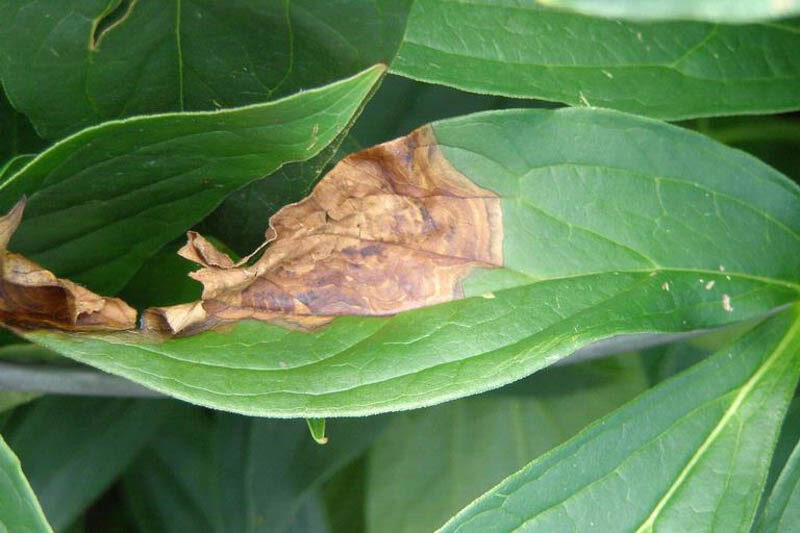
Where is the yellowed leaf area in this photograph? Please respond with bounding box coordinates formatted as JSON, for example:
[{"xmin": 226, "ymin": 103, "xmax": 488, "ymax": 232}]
[{"xmin": 0, "ymin": 126, "xmax": 502, "ymax": 336}]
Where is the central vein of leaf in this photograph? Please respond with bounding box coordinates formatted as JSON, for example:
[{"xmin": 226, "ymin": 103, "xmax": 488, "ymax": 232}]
[{"xmin": 634, "ymin": 305, "xmax": 800, "ymax": 532}]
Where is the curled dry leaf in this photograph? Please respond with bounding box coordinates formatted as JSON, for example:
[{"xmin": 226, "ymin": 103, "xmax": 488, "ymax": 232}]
[
  {"xmin": 0, "ymin": 198, "xmax": 136, "ymax": 331},
  {"xmin": 144, "ymin": 126, "xmax": 504, "ymax": 335}
]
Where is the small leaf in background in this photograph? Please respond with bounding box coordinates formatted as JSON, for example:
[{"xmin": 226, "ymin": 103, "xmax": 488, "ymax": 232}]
[
  {"xmin": 538, "ymin": 0, "xmax": 800, "ymax": 22},
  {"xmin": 366, "ymin": 354, "xmax": 648, "ymax": 533},
  {"xmin": 0, "ymin": 65, "xmax": 384, "ymax": 295},
  {"xmin": 392, "ymin": 1, "xmax": 800, "ymax": 120},
  {"xmin": 0, "ymin": 433, "xmax": 51, "ymax": 533},
  {"xmin": 23, "ymin": 107, "xmax": 800, "ymax": 417},
  {"xmin": 0, "ymin": 0, "xmax": 410, "ymax": 140},
  {"xmin": 122, "ymin": 408, "xmax": 388, "ymax": 532},
  {"xmin": 3, "ymin": 397, "xmax": 176, "ymax": 530},
  {"xmin": 440, "ymin": 306, "xmax": 800, "ymax": 532}
]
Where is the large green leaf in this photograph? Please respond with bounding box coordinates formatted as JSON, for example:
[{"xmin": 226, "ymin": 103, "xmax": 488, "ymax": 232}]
[
  {"xmin": 123, "ymin": 408, "xmax": 387, "ymax": 532},
  {"xmin": 392, "ymin": 1, "xmax": 800, "ymax": 120},
  {"xmin": 3, "ymin": 397, "xmax": 175, "ymax": 530},
  {"xmin": 23, "ymin": 107, "xmax": 800, "ymax": 417},
  {"xmin": 0, "ymin": 433, "xmax": 51, "ymax": 533},
  {"xmin": 539, "ymin": 0, "xmax": 800, "ymax": 22},
  {"xmin": 440, "ymin": 306, "xmax": 800, "ymax": 532},
  {"xmin": 366, "ymin": 355, "xmax": 648, "ymax": 533},
  {"xmin": 756, "ymin": 433, "xmax": 800, "ymax": 532},
  {"xmin": 0, "ymin": 65, "xmax": 383, "ymax": 294},
  {"xmin": 0, "ymin": 0, "xmax": 408, "ymax": 139}
]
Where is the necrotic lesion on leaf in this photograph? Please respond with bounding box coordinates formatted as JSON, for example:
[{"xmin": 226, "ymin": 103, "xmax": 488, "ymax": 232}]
[
  {"xmin": 0, "ymin": 198, "xmax": 136, "ymax": 331},
  {"xmin": 143, "ymin": 125, "xmax": 504, "ymax": 335},
  {"xmin": 0, "ymin": 127, "xmax": 503, "ymax": 337}
]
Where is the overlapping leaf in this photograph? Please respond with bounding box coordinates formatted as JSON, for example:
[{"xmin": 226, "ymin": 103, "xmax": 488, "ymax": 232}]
[
  {"xmin": 15, "ymin": 107, "xmax": 799, "ymax": 417},
  {"xmin": 0, "ymin": 0, "xmax": 408, "ymax": 139},
  {"xmin": 441, "ymin": 306, "xmax": 800, "ymax": 532},
  {"xmin": 0, "ymin": 65, "xmax": 384, "ymax": 294},
  {"xmin": 392, "ymin": 1, "xmax": 800, "ymax": 120},
  {"xmin": 366, "ymin": 355, "xmax": 647, "ymax": 533}
]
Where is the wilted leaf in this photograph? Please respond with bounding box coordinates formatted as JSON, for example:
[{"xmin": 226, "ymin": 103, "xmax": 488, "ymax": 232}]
[
  {"xmin": 440, "ymin": 306, "xmax": 800, "ymax": 532},
  {"xmin": 143, "ymin": 125, "xmax": 503, "ymax": 334},
  {"xmin": 0, "ymin": 434, "xmax": 51, "ymax": 533},
  {"xmin": 392, "ymin": 1, "xmax": 800, "ymax": 120},
  {"xmin": 19, "ymin": 108, "xmax": 800, "ymax": 417},
  {"xmin": 0, "ymin": 199, "xmax": 135, "ymax": 331}
]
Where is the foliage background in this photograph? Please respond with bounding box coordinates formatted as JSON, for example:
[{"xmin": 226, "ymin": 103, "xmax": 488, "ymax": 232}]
[{"xmin": 0, "ymin": 1, "xmax": 799, "ymax": 531}]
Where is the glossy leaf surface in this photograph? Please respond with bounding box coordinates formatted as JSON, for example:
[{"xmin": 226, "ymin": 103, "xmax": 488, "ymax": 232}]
[
  {"xmin": 392, "ymin": 1, "xmax": 800, "ymax": 120},
  {"xmin": 24, "ymin": 108, "xmax": 800, "ymax": 417},
  {"xmin": 0, "ymin": 0, "xmax": 407, "ymax": 139}
]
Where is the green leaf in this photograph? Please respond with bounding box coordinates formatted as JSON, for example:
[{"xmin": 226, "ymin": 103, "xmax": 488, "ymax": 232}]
[
  {"xmin": 0, "ymin": 0, "xmax": 409, "ymax": 140},
  {"xmin": 24, "ymin": 107, "xmax": 800, "ymax": 417},
  {"xmin": 392, "ymin": 1, "xmax": 800, "ymax": 120},
  {"xmin": 3, "ymin": 397, "xmax": 175, "ymax": 530},
  {"xmin": 0, "ymin": 65, "xmax": 384, "ymax": 294},
  {"xmin": 538, "ymin": 0, "xmax": 800, "ymax": 22},
  {"xmin": 123, "ymin": 408, "xmax": 386, "ymax": 532},
  {"xmin": 0, "ymin": 433, "xmax": 51, "ymax": 533},
  {"xmin": 366, "ymin": 355, "xmax": 648, "ymax": 533},
  {"xmin": 440, "ymin": 306, "xmax": 800, "ymax": 532},
  {"xmin": 757, "ymin": 434, "xmax": 800, "ymax": 532}
]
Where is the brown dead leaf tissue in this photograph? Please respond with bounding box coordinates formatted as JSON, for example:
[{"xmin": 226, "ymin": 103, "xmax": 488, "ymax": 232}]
[
  {"xmin": 0, "ymin": 126, "xmax": 502, "ymax": 337},
  {"xmin": 144, "ymin": 125, "xmax": 503, "ymax": 335},
  {"xmin": 0, "ymin": 198, "xmax": 136, "ymax": 331}
]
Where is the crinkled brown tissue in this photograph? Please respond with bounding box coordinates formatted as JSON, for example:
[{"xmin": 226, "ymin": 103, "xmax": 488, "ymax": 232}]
[
  {"xmin": 144, "ymin": 125, "xmax": 503, "ymax": 335},
  {"xmin": 0, "ymin": 198, "xmax": 136, "ymax": 331},
  {"xmin": 1, "ymin": 126, "xmax": 503, "ymax": 336}
]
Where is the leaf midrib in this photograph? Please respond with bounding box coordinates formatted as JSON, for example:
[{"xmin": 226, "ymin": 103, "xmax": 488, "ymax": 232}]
[{"xmin": 634, "ymin": 307, "xmax": 800, "ymax": 532}]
